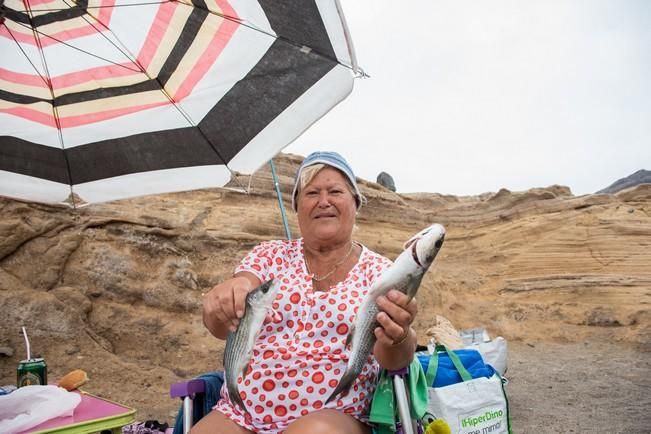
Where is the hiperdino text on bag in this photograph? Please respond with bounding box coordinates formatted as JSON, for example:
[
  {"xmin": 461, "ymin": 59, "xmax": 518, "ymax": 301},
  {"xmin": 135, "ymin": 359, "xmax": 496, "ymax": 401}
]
[{"xmin": 458, "ymin": 408, "xmax": 506, "ymax": 434}]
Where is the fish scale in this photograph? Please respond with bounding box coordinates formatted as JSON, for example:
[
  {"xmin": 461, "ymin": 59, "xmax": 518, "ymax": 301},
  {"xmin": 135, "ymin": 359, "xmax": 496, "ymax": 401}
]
[
  {"xmin": 334, "ymin": 301, "xmax": 380, "ymax": 396},
  {"xmin": 223, "ymin": 279, "xmax": 280, "ymax": 413},
  {"xmin": 224, "ymin": 315, "xmax": 254, "ymax": 411}
]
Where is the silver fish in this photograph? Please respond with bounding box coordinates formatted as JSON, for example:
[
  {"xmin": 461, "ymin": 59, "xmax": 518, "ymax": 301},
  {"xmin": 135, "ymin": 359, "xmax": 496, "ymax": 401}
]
[
  {"xmin": 326, "ymin": 223, "xmax": 446, "ymax": 404},
  {"xmin": 223, "ymin": 279, "xmax": 280, "ymax": 413}
]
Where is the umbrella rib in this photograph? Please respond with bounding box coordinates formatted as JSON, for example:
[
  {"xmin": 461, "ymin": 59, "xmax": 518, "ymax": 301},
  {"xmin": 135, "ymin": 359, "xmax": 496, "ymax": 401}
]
[
  {"xmin": 12, "ymin": 1, "xmax": 173, "ymax": 12},
  {"xmin": 63, "ymin": 0, "xmax": 158, "ymax": 77},
  {"xmin": 2, "ymin": 23, "xmax": 50, "ymax": 88},
  {"xmin": 60, "ymin": 0, "xmax": 145, "ymax": 73},
  {"xmin": 47, "ymin": 0, "xmax": 162, "ymax": 91},
  {"xmin": 12, "ymin": 21, "xmax": 142, "ymax": 73},
  {"xmin": 172, "ymin": 0, "xmax": 360, "ymax": 74},
  {"xmin": 61, "ymin": 0, "xmax": 238, "ymax": 176},
  {"xmin": 19, "ymin": 0, "xmax": 77, "ymax": 206}
]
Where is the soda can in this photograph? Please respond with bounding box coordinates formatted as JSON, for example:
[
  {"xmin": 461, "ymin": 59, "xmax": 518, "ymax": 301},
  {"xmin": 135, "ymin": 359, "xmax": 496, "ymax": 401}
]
[{"xmin": 17, "ymin": 358, "xmax": 47, "ymax": 387}]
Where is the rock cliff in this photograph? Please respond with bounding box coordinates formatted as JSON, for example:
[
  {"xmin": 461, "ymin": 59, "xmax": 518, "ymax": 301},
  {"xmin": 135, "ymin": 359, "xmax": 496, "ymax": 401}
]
[{"xmin": 1, "ymin": 153, "xmax": 649, "ymax": 420}]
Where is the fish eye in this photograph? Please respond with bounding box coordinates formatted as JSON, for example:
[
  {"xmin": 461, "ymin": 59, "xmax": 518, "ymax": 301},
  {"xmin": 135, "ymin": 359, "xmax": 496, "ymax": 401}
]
[
  {"xmin": 435, "ymin": 238, "xmax": 444, "ymax": 248},
  {"xmin": 261, "ymin": 280, "xmax": 274, "ymax": 293}
]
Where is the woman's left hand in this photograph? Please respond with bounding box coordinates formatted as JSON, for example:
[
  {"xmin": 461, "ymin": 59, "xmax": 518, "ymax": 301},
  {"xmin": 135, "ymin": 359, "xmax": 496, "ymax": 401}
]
[{"xmin": 374, "ymin": 289, "xmax": 418, "ymax": 346}]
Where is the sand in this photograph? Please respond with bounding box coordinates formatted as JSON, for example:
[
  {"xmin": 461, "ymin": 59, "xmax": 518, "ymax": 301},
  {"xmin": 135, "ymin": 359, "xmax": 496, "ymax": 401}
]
[{"xmin": 506, "ymin": 340, "xmax": 651, "ymax": 433}]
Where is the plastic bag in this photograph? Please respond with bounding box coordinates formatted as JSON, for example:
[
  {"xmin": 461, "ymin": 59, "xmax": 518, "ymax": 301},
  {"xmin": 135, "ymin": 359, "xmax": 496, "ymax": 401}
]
[
  {"xmin": 422, "ymin": 346, "xmax": 512, "ymax": 434},
  {"xmin": 0, "ymin": 385, "xmax": 81, "ymax": 434},
  {"xmin": 428, "ymin": 374, "xmax": 511, "ymax": 434},
  {"xmin": 465, "ymin": 336, "xmax": 508, "ymax": 376},
  {"xmin": 417, "ymin": 348, "xmax": 495, "ymax": 387}
]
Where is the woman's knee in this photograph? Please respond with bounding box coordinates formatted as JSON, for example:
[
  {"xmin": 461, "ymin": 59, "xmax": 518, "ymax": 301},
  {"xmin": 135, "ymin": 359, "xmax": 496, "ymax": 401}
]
[
  {"xmin": 189, "ymin": 410, "xmax": 252, "ymax": 434},
  {"xmin": 284, "ymin": 409, "xmax": 371, "ymax": 434}
]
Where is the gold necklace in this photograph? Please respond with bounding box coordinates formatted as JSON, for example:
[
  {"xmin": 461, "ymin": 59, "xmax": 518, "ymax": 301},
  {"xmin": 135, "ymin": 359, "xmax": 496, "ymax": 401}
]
[{"xmin": 306, "ymin": 242, "xmax": 355, "ymax": 282}]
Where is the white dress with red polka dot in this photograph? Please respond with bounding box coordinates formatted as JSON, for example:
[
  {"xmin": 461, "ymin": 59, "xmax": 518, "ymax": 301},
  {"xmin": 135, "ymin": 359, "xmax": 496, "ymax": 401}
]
[{"xmin": 212, "ymin": 238, "xmax": 392, "ymax": 433}]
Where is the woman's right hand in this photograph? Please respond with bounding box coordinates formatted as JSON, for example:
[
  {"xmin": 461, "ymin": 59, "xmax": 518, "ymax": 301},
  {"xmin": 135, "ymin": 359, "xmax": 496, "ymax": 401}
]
[{"xmin": 202, "ymin": 272, "xmax": 261, "ymax": 339}]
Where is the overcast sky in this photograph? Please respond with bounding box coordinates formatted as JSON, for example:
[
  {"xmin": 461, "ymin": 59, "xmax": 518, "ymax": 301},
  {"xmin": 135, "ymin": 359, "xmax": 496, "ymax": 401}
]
[{"xmin": 286, "ymin": 0, "xmax": 651, "ymax": 196}]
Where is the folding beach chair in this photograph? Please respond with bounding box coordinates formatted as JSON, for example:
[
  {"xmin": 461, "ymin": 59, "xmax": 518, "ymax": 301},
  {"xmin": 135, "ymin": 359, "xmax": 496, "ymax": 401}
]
[{"xmin": 170, "ymin": 366, "xmax": 423, "ymax": 434}]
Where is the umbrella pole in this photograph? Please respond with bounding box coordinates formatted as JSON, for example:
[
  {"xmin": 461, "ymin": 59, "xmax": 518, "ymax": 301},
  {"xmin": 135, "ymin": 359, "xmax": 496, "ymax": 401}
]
[{"xmin": 270, "ymin": 159, "xmax": 292, "ymax": 240}]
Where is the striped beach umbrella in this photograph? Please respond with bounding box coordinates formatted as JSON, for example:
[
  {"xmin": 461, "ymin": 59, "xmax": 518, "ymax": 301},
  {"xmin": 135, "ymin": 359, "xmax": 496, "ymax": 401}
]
[{"xmin": 0, "ymin": 0, "xmax": 361, "ymax": 206}]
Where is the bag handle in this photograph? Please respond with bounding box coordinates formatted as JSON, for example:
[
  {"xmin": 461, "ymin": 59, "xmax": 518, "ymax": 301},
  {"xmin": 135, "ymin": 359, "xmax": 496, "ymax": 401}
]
[{"xmin": 425, "ymin": 344, "xmax": 472, "ymax": 385}]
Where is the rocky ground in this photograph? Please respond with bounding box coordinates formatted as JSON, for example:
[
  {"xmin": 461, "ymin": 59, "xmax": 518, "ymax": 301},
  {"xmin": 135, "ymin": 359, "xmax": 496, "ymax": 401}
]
[{"xmin": 1, "ymin": 153, "xmax": 650, "ymax": 433}]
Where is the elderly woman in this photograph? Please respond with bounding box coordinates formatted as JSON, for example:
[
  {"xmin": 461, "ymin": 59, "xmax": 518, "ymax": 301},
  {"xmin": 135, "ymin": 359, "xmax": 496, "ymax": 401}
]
[{"xmin": 196, "ymin": 151, "xmax": 417, "ymax": 434}]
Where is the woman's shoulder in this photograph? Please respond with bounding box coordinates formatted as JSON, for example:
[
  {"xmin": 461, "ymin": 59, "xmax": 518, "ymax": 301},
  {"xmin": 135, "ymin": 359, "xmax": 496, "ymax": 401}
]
[
  {"xmin": 238, "ymin": 239, "xmax": 302, "ymax": 275},
  {"xmin": 358, "ymin": 244, "xmax": 393, "ymax": 280},
  {"xmin": 253, "ymin": 238, "xmax": 302, "ymax": 257},
  {"xmin": 360, "ymin": 244, "xmax": 392, "ymax": 264}
]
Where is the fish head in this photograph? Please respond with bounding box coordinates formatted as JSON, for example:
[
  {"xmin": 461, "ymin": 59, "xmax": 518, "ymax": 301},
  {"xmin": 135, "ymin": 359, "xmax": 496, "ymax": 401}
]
[
  {"xmin": 404, "ymin": 223, "xmax": 446, "ymax": 269},
  {"xmin": 246, "ymin": 279, "xmax": 281, "ymax": 309}
]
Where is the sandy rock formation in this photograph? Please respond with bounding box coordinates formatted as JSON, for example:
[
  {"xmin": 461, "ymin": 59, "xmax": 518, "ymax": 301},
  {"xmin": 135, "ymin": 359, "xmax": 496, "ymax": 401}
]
[{"xmin": 0, "ymin": 153, "xmax": 649, "ymax": 422}]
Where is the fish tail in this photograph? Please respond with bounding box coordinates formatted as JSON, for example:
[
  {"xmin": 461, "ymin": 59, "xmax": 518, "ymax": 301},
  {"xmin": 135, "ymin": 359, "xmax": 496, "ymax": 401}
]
[
  {"xmin": 344, "ymin": 328, "xmax": 354, "ymax": 348},
  {"xmin": 226, "ymin": 378, "xmax": 248, "ymax": 413},
  {"xmin": 325, "ymin": 367, "xmax": 360, "ymax": 404}
]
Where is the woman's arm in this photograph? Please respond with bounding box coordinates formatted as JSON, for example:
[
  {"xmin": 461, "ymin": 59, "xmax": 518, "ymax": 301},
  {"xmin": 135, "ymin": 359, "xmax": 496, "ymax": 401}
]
[
  {"xmin": 202, "ymin": 271, "xmax": 261, "ymax": 340},
  {"xmin": 372, "ymin": 290, "xmax": 418, "ymax": 370}
]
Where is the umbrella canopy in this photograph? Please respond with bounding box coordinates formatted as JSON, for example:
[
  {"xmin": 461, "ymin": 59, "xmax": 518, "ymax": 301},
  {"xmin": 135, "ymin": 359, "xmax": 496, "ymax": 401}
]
[{"xmin": 0, "ymin": 0, "xmax": 360, "ymax": 205}]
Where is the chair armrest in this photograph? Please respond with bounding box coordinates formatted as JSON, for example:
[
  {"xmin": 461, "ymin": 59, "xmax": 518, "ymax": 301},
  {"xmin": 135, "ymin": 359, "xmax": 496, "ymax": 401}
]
[
  {"xmin": 170, "ymin": 379, "xmax": 205, "ymax": 399},
  {"xmin": 388, "ymin": 367, "xmax": 409, "ymax": 377}
]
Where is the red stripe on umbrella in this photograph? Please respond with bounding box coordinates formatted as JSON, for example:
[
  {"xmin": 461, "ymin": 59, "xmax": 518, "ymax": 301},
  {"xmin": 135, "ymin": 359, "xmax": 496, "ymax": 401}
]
[
  {"xmin": 4, "ymin": 0, "xmax": 116, "ymax": 47},
  {"xmin": 172, "ymin": 18, "xmax": 238, "ymax": 101},
  {"xmin": 1, "ymin": 107, "xmax": 58, "ymax": 127},
  {"xmin": 0, "ymin": 67, "xmax": 48, "ymax": 86},
  {"xmin": 137, "ymin": 2, "xmax": 178, "ymax": 70},
  {"xmin": 58, "ymin": 101, "xmax": 170, "ymax": 128},
  {"xmin": 52, "ymin": 64, "xmax": 141, "ymax": 89}
]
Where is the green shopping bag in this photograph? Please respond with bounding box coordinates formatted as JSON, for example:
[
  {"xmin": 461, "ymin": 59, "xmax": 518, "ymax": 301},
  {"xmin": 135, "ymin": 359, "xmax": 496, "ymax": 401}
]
[{"xmin": 369, "ymin": 358, "xmax": 429, "ymax": 434}]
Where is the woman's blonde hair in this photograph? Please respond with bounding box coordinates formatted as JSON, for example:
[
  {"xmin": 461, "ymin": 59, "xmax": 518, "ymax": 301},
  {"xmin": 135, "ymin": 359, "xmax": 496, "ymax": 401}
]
[{"xmin": 297, "ymin": 163, "xmax": 361, "ymax": 204}]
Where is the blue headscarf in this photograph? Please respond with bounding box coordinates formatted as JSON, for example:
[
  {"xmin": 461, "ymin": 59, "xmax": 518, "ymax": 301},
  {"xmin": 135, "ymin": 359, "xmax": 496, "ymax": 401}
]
[{"xmin": 291, "ymin": 151, "xmax": 362, "ymax": 211}]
